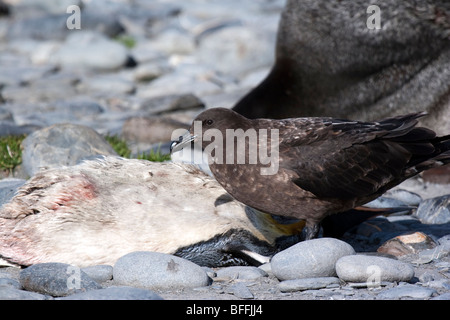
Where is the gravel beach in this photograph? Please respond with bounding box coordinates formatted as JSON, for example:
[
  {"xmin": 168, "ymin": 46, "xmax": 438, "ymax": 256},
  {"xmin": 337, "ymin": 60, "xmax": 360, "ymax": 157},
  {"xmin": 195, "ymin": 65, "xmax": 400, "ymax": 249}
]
[{"xmin": 0, "ymin": 0, "xmax": 449, "ymax": 302}]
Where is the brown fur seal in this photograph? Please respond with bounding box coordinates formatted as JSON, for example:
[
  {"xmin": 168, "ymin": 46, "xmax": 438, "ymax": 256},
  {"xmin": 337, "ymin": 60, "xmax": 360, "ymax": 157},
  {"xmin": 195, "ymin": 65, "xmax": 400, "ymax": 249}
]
[{"xmin": 233, "ymin": 0, "xmax": 450, "ymax": 135}]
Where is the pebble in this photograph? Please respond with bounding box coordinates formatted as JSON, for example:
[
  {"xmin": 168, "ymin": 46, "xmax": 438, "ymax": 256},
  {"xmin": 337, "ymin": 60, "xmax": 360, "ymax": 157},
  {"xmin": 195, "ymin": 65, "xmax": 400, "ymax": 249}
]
[
  {"xmin": 215, "ymin": 266, "xmax": 268, "ymax": 280},
  {"xmin": 81, "ymin": 265, "xmax": 113, "ymax": 284},
  {"xmin": 195, "ymin": 25, "xmax": 275, "ymax": 77},
  {"xmin": 19, "ymin": 263, "xmax": 101, "ymax": 297},
  {"xmin": 228, "ymin": 282, "xmax": 254, "ymax": 299},
  {"xmin": 270, "ymin": 238, "xmax": 355, "ymax": 280},
  {"xmin": 431, "ymin": 292, "xmax": 450, "ymax": 300},
  {"xmin": 0, "ymin": 107, "xmax": 12, "ymax": 121},
  {"xmin": 21, "ymin": 123, "xmax": 117, "ymax": 176},
  {"xmin": 278, "ymin": 277, "xmax": 341, "ymax": 292},
  {"xmin": 377, "ymin": 232, "xmax": 438, "ymax": 257},
  {"xmin": 408, "ymin": 245, "xmax": 450, "ymax": 265},
  {"xmin": 438, "ymin": 235, "xmax": 450, "ymax": 253},
  {"xmin": 335, "ymin": 255, "xmax": 415, "ymax": 284},
  {"xmin": 60, "ymin": 286, "xmax": 163, "ymax": 300},
  {"xmin": 377, "ymin": 284, "xmax": 436, "ymax": 300},
  {"xmin": 52, "ymin": 31, "xmax": 129, "ymax": 71},
  {"xmin": 0, "ymin": 178, "xmax": 26, "ymax": 205},
  {"xmin": 414, "ymin": 195, "xmax": 450, "ymax": 224},
  {"xmin": 365, "ymin": 196, "xmax": 413, "ymax": 209},
  {"xmin": 2, "ymin": 74, "xmax": 79, "ymax": 104},
  {"xmin": 383, "ymin": 189, "xmax": 423, "ymax": 206},
  {"xmin": 426, "ymin": 280, "xmax": 450, "ymax": 290},
  {"xmin": 0, "ymin": 286, "xmax": 50, "ymax": 300},
  {"xmin": 138, "ymin": 93, "xmax": 205, "ymax": 115},
  {"xmin": 113, "ymin": 251, "xmax": 211, "ymax": 290},
  {"xmin": 0, "ymin": 122, "xmax": 39, "ymax": 137},
  {"xmin": 53, "ymin": 99, "xmax": 105, "ymax": 118},
  {"xmin": 133, "ymin": 61, "xmax": 172, "ymax": 82},
  {"xmin": 6, "ymin": 12, "xmax": 123, "ymax": 41},
  {"xmin": 122, "ymin": 116, "xmax": 188, "ymax": 145},
  {"xmin": 79, "ymin": 75, "xmax": 136, "ymax": 96},
  {"xmin": 422, "ymin": 165, "xmax": 450, "ymax": 184},
  {"xmin": 0, "ymin": 277, "xmax": 21, "ymax": 289}
]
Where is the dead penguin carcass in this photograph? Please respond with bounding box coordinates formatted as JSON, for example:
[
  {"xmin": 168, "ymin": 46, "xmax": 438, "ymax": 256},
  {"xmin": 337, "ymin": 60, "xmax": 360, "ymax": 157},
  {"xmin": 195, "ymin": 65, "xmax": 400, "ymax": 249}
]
[{"xmin": 0, "ymin": 156, "xmax": 304, "ymax": 267}]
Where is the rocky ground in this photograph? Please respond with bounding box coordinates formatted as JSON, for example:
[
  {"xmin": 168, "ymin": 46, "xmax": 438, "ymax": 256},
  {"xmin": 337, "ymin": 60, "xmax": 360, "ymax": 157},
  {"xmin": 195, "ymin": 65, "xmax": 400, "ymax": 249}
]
[{"xmin": 0, "ymin": 0, "xmax": 449, "ymax": 302}]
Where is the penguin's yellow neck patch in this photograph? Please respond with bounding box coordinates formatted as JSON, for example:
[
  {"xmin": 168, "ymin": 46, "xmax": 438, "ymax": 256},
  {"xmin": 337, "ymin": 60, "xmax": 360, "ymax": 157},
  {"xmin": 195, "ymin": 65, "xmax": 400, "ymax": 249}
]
[{"xmin": 252, "ymin": 212, "xmax": 305, "ymax": 243}]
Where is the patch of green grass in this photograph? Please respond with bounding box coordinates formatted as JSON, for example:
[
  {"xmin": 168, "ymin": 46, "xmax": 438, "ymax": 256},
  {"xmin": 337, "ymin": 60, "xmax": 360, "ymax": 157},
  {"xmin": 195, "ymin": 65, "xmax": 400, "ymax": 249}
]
[
  {"xmin": 0, "ymin": 134, "xmax": 170, "ymax": 177},
  {"xmin": 104, "ymin": 134, "xmax": 171, "ymax": 162},
  {"xmin": 137, "ymin": 145, "xmax": 172, "ymax": 162},
  {"xmin": 0, "ymin": 134, "xmax": 26, "ymax": 172},
  {"xmin": 114, "ymin": 35, "xmax": 136, "ymax": 49},
  {"xmin": 104, "ymin": 134, "xmax": 131, "ymax": 158}
]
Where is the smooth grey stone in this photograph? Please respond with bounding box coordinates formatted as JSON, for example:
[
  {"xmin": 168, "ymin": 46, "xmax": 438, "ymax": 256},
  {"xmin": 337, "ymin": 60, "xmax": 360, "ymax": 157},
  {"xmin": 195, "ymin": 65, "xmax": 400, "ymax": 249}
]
[
  {"xmin": 7, "ymin": 12, "xmax": 123, "ymax": 41},
  {"xmin": 136, "ymin": 69, "xmax": 220, "ymax": 100},
  {"xmin": 195, "ymin": 25, "xmax": 275, "ymax": 76},
  {"xmin": 15, "ymin": 112, "xmax": 78, "ymax": 128},
  {"xmin": 365, "ymin": 196, "xmax": 411, "ymax": 209},
  {"xmin": 0, "ymin": 277, "xmax": 21, "ymax": 289},
  {"xmin": 0, "ymin": 122, "xmax": 40, "ymax": 136},
  {"xmin": 378, "ymin": 284, "xmax": 436, "ymax": 299},
  {"xmin": 133, "ymin": 61, "xmax": 172, "ymax": 82},
  {"xmin": 414, "ymin": 195, "xmax": 450, "ymax": 224},
  {"xmin": 60, "ymin": 286, "xmax": 163, "ymax": 300},
  {"xmin": 215, "ymin": 266, "xmax": 267, "ymax": 280},
  {"xmin": 258, "ymin": 263, "xmax": 272, "ymax": 275},
  {"xmin": 336, "ymin": 255, "xmax": 415, "ymax": 283},
  {"xmin": 15, "ymin": 0, "xmax": 82, "ymax": 15},
  {"xmin": 53, "ymin": 31, "xmax": 128, "ymax": 71},
  {"xmin": 81, "ymin": 265, "xmax": 113, "ymax": 283},
  {"xmin": 82, "ymin": 0, "xmax": 180, "ymax": 27},
  {"xmin": 278, "ymin": 277, "xmax": 341, "ymax": 292},
  {"xmin": 0, "ymin": 64, "xmax": 57, "ymax": 87},
  {"xmin": 0, "ymin": 179, "xmax": 26, "ymax": 206},
  {"xmin": 426, "ymin": 279, "xmax": 450, "ymax": 290},
  {"xmin": 229, "ymin": 282, "xmax": 254, "ymax": 299},
  {"xmin": 21, "ymin": 123, "xmax": 117, "ymax": 176},
  {"xmin": 138, "ymin": 93, "xmax": 205, "ymax": 115},
  {"xmin": 53, "ymin": 99, "xmax": 104, "ymax": 117},
  {"xmin": 113, "ymin": 251, "xmax": 211, "ymax": 290},
  {"xmin": 431, "ymin": 292, "xmax": 450, "ymax": 300},
  {"xmin": 201, "ymin": 267, "xmax": 216, "ymax": 279},
  {"xmin": 19, "ymin": 262, "xmax": 101, "ymax": 297},
  {"xmin": 150, "ymin": 29, "xmax": 195, "ymax": 55},
  {"xmin": 0, "ymin": 107, "xmax": 13, "ymax": 121},
  {"xmin": 1, "ymin": 75, "xmax": 78, "ymax": 103},
  {"xmin": 436, "ymin": 235, "xmax": 450, "ymax": 257},
  {"xmin": 383, "ymin": 189, "xmax": 422, "ymax": 206},
  {"xmin": 79, "ymin": 75, "xmax": 135, "ymax": 96},
  {"xmin": 0, "ymin": 286, "xmax": 50, "ymax": 300},
  {"xmin": 271, "ymin": 238, "xmax": 355, "ymax": 281},
  {"xmin": 122, "ymin": 116, "xmax": 188, "ymax": 145},
  {"xmin": 413, "ymin": 245, "xmax": 450, "ymax": 264}
]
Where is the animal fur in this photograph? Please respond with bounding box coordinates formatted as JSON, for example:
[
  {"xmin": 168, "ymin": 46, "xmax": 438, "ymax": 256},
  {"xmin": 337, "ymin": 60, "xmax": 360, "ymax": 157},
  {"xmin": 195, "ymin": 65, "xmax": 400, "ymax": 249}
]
[{"xmin": 233, "ymin": 0, "xmax": 450, "ymax": 135}]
